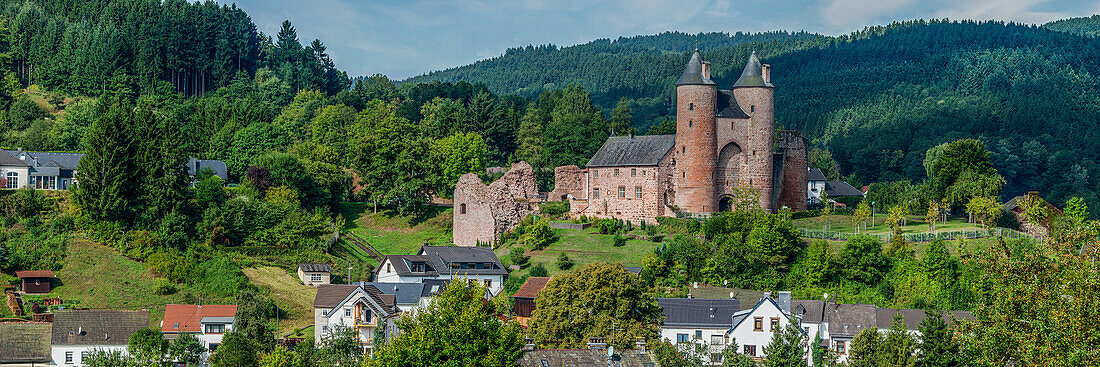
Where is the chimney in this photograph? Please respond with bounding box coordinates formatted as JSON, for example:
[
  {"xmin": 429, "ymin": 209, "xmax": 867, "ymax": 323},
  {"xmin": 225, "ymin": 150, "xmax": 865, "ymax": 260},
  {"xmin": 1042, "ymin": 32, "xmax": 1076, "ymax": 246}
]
[
  {"xmin": 587, "ymin": 337, "xmax": 608, "ymax": 351},
  {"xmin": 701, "ymin": 61, "xmax": 712, "ymax": 80},
  {"xmin": 762, "ymin": 64, "xmax": 771, "ymax": 84},
  {"xmin": 635, "ymin": 337, "xmax": 646, "ymax": 353},
  {"xmin": 778, "ymin": 291, "xmax": 792, "ymax": 312}
]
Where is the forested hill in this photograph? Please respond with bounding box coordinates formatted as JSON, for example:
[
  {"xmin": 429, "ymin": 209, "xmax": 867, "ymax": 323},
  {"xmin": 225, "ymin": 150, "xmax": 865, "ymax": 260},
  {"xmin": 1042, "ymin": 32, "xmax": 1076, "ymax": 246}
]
[
  {"xmin": 1044, "ymin": 15, "xmax": 1100, "ymax": 37},
  {"xmin": 408, "ymin": 19, "xmax": 1100, "ymax": 210}
]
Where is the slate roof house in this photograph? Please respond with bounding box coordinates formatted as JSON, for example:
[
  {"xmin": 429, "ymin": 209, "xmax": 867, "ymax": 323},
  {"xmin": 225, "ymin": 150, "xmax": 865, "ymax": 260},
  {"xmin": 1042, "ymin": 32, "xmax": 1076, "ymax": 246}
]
[
  {"xmin": 312, "ymin": 284, "xmax": 399, "ymax": 355},
  {"xmin": 658, "ymin": 297, "xmax": 742, "ymax": 365},
  {"xmin": 298, "ymin": 263, "xmax": 333, "ymax": 286},
  {"xmin": 14, "ymin": 271, "xmax": 55, "ymax": 295},
  {"xmin": 374, "ymin": 245, "xmax": 507, "ymax": 296},
  {"xmin": 517, "ymin": 338, "xmax": 656, "ymax": 367},
  {"xmin": 0, "ymin": 322, "xmax": 51, "ymax": 366},
  {"xmin": 51, "ymin": 310, "xmax": 149, "ymax": 367},
  {"xmin": 359, "ymin": 279, "xmax": 448, "ymax": 313},
  {"xmin": 161, "ymin": 304, "xmax": 237, "ymax": 355},
  {"xmin": 0, "ymin": 149, "xmax": 228, "ymax": 191}
]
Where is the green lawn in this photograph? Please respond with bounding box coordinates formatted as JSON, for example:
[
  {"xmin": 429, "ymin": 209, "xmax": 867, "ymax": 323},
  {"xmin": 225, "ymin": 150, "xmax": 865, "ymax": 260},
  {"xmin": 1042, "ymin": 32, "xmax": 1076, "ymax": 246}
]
[
  {"xmin": 242, "ymin": 266, "xmax": 317, "ymax": 337},
  {"xmin": 497, "ymin": 226, "xmax": 661, "ymax": 278},
  {"xmin": 792, "ymin": 214, "xmax": 984, "ymax": 235},
  {"xmin": 339, "ymin": 203, "xmax": 453, "ymax": 257}
]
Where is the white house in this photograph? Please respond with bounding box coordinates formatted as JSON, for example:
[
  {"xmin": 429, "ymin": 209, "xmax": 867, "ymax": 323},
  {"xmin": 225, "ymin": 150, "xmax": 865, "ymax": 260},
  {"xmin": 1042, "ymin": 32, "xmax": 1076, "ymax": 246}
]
[
  {"xmin": 374, "ymin": 246, "xmax": 507, "ymax": 296},
  {"xmin": 0, "ymin": 150, "xmax": 31, "ymax": 190},
  {"xmin": 361, "ymin": 280, "xmax": 448, "ymax": 313},
  {"xmin": 50, "ymin": 310, "xmax": 149, "ymax": 367},
  {"xmin": 726, "ymin": 292, "xmax": 800, "ymax": 361},
  {"xmin": 312, "ymin": 284, "xmax": 399, "ymax": 355},
  {"xmin": 658, "ymin": 297, "xmax": 742, "ymax": 365},
  {"xmin": 807, "ymin": 168, "xmax": 827, "ymax": 205},
  {"xmin": 0, "ymin": 149, "xmax": 228, "ymax": 191},
  {"xmin": 298, "ymin": 263, "xmax": 333, "ymax": 286},
  {"xmin": 160, "ymin": 304, "xmax": 236, "ymax": 363}
]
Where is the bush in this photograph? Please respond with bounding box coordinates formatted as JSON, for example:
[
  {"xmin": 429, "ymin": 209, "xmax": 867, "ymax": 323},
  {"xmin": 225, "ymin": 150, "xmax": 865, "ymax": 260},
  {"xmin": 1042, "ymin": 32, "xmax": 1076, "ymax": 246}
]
[
  {"xmin": 656, "ymin": 216, "xmax": 700, "ymax": 234},
  {"xmin": 529, "ymin": 263, "xmax": 549, "ymax": 277},
  {"xmin": 612, "ymin": 235, "xmax": 627, "ymax": 247},
  {"xmin": 651, "ymin": 235, "xmax": 664, "ymax": 243},
  {"xmin": 540, "ymin": 201, "xmax": 569, "ymax": 218},
  {"xmin": 556, "ymin": 253, "xmax": 574, "ymax": 270},
  {"xmin": 1, "ymin": 188, "xmax": 49, "ymax": 218},
  {"xmin": 154, "ymin": 278, "xmax": 177, "ymax": 295},
  {"xmin": 624, "ymin": 221, "xmax": 633, "ymax": 232},
  {"xmin": 639, "ymin": 220, "xmax": 647, "ymax": 230},
  {"xmin": 508, "ymin": 247, "xmax": 530, "ymax": 267},
  {"xmin": 597, "ymin": 219, "xmax": 620, "ymax": 234},
  {"xmin": 645, "ymin": 224, "xmax": 659, "ymax": 238},
  {"xmin": 521, "ymin": 220, "xmax": 558, "ymax": 250}
]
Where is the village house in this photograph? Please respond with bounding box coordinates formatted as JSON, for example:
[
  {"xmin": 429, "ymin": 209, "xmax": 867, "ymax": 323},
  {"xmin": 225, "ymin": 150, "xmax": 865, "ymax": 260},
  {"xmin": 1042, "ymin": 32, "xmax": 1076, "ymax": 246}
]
[
  {"xmin": 0, "ymin": 149, "xmax": 228, "ymax": 190},
  {"xmin": 510, "ymin": 277, "xmax": 551, "ymax": 327},
  {"xmin": 726, "ymin": 293, "xmax": 797, "ymax": 361},
  {"xmin": 658, "ymin": 297, "xmax": 741, "ymax": 364},
  {"xmin": 297, "ymin": 263, "xmax": 333, "ymax": 287},
  {"xmin": 14, "ymin": 271, "xmax": 55, "ymax": 295},
  {"xmin": 374, "ymin": 245, "xmax": 507, "ymax": 296},
  {"xmin": 50, "ymin": 310, "xmax": 149, "ymax": 367},
  {"xmin": 360, "ymin": 279, "xmax": 448, "ymax": 313},
  {"xmin": 0, "ymin": 322, "xmax": 51, "ymax": 366},
  {"xmin": 312, "ymin": 284, "xmax": 399, "ymax": 355},
  {"xmin": 516, "ymin": 337, "xmax": 655, "ymax": 367},
  {"xmin": 160, "ymin": 304, "xmax": 237, "ymax": 355}
]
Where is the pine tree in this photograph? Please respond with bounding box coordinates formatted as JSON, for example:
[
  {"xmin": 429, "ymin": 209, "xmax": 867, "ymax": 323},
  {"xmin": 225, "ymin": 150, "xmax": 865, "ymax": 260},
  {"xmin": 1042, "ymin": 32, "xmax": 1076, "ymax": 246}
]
[
  {"xmin": 916, "ymin": 310, "xmax": 958, "ymax": 367},
  {"xmin": 762, "ymin": 323, "xmax": 806, "ymax": 367},
  {"xmin": 73, "ymin": 98, "xmax": 140, "ymax": 223},
  {"xmin": 879, "ymin": 313, "xmax": 916, "ymax": 367},
  {"xmin": 847, "ymin": 328, "xmax": 881, "ymax": 367}
]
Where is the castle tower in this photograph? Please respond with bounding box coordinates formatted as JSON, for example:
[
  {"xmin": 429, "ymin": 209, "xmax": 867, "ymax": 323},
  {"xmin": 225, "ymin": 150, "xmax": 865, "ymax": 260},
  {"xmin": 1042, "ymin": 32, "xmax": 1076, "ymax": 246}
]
[
  {"xmin": 673, "ymin": 50, "xmax": 718, "ymax": 214},
  {"xmin": 732, "ymin": 51, "xmax": 776, "ymax": 211}
]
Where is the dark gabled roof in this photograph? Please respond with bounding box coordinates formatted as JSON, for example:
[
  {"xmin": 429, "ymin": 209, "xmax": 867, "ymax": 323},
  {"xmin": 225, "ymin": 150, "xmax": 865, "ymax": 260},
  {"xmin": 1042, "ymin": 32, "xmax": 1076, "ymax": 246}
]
[
  {"xmin": 824, "ymin": 302, "xmax": 876, "ymax": 338},
  {"xmin": 298, "ymin": 263, "xmax": 332, "ymax": 273},
  {"xmin": 0, "ymin": 322, "xmax": 51, "ymax": 363},
  {"xmin": 377, "ymin": 255, "xmax": 439, "ymax": 277},
  {"xmin": 624, "ymin": 267, "xmax": 642, "ymax": 274},
  {"xmin": 187, "ymin": 158, "xmax": 229, "ymax": 180},
  {"xmin": 658, "ymin": 298, "xmax": 741, "ymax": 328},
  {"xmin": 791, "ymin": 299, "xmax": 825, "ymax": 323},
  {"xmin": 0, "ymin": 149, "xmax": 30, "ymax": 167},
  {"xmin": 733, "ymin": 51, "xmax": 773, "ymax": 88},
  {"xmin": 313, "ymin": 284, "xmax": 361, "ymax": 308},
  {"xmin": 675, "ymin": 50, "xmax": 716, "ymax": 86},
  {"xmin": 517, "ymin": 349, "xmax": 656, "ymax": 367},
  {"xmin": 421, "ymin": 279, "xmax": 450, "ymax": 297},
  {"xmin": 824, "ymin": 181, "xmax": 864, "ymax": 197},
  {"xmin": 51, "ymin": 310, "xmax": 149, "ymax": 346},
  {"xmin": 419, "ymin": 246, "xmax": 508, "ymax": 275},
  {"xmin": 586, "ymin": 135, "xmax": 676, "ymax": 168},
  {"xmin": 716, "ymin": 90, "xmax": 750, "ymax": 118},
  {"xmin": 874, "ymin": 308, "xmax": 974, "ymax": 330},
  {"xmin": 807, "ymin": 168, "xmax": 827, "ymax": 181},
  {"xmin": 512, "ymin": 277, "xmax": 551, "ymax": 299},
  {"xmin": 364, "ymin": 282, "xmax": 427, "ymax": 305}
]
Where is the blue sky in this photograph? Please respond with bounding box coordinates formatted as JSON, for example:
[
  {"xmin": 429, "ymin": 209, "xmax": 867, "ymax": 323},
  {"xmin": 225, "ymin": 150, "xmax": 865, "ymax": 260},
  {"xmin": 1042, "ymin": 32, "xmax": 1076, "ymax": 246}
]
[{"xmin": 222, "ymin": 0, "xmax": 1100, "ymax": 80}]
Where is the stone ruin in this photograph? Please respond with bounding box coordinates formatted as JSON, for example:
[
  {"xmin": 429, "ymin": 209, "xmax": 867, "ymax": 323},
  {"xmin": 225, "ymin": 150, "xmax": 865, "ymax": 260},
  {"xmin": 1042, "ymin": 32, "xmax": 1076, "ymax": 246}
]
[
  {"xmin": 452, "ymin": 161, "xmax": 540, "ymax": 246},
  {"xmin": 548, "ymin": 165, "xmax": 584, "ymax": 202}
]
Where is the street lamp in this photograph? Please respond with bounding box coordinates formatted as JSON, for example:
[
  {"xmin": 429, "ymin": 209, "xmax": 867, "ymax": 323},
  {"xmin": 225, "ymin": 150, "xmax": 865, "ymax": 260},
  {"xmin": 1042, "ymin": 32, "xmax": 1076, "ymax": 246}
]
[
  {"xmin": 871, "ymin": 201, "xmax": 875, "ymax": 228},
  {"xmin": 275, "ymin": 293, "xmax": 280, "ymax": 340}
]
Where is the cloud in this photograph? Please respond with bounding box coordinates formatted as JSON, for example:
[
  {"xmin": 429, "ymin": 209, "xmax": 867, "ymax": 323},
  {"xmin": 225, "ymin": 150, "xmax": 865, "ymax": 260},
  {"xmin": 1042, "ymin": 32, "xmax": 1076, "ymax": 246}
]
[
  {"xmin": 821, "ymin": 0, "xmax": 918, "ymax": 30},
  {"xmin": 931, "ymin": 0, "xmax": 1073, "ymax": 24}
]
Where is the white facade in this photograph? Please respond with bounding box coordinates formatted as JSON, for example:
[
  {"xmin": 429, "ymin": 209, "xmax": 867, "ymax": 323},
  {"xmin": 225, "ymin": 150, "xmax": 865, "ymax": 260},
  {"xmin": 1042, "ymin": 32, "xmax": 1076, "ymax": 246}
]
[
  {"xmin": 375, "ymin": 258, "xmax": 505, "ymax": 297},
  {"xmin": 727, "ymin": 298, "xmax": 798, "ymax": 359},
  {"xmin": 51, "ymin": 345, "xmax": 127, "ymax": 367},
  {"xmin": 313, "ymin": 287, "xmax": 394, "ymax": 354},
  {"xmin": 0, "ymin": 165, "xmax": 29, "ymax": 189}
]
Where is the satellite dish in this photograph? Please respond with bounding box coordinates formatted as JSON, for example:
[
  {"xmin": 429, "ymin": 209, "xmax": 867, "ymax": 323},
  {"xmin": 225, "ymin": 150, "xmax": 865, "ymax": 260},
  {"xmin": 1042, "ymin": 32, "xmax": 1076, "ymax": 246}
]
[{"xmin": 607, "ymin": 346, "xmax": 615, "ymax": 357}]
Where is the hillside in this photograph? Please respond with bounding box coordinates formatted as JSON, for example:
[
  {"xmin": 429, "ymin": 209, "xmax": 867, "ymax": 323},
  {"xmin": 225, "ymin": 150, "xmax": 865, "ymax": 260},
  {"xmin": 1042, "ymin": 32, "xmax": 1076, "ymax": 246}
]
[
  {"xmin": 406, "ymin": 20, "xmax": 1100, "ymax": 212},
  {"xmin": 1044, "ymin": 14, "xmax": 1100, "ymax": 37}
]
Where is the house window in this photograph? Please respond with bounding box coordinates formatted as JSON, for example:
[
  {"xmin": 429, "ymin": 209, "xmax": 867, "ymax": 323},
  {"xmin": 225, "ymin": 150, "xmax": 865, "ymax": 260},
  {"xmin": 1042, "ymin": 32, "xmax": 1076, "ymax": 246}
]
[
  {"xmin": 387, "ymin": 263, "xmax": 392, "ymax": 273},
  {"xmin": 345, "ymin": 308, "xmax": 353, "ymax": 317},
  {"xmin": 593, "ymin": 188, "xmax": 600, "ymax": 199},
  {"xmin": 311, "ymin": 274, "xmax": 322, "ymax": 283},
  {"xmin": 483, "ymin": 279, "xmax": 492, "ymax": 289},
  {"xmin": 411, "ymin": 262, "xmax": 426, "ymax": 272},
  {"xmin": 635, "ymin": 187, "xmax": 643, "ymax": 199},
  {"xmin": 5, "ymin": 172, "xmax": 17, "ymax": 189},
  {"xmin": 682, "ymin": 172, "xmax": 685, "ymax": 179},
  {"xmin": 631, "ymin": 168, "xmax": 636, "ymax": 176},
  {"xmin": 205, "ymin": 324, "xmax": 225, "ymax": 334},
  {"xmin": 460, "ymin": 203, "xmax": 466, "ymax": 214},
  {"xmin": 695, "ymin": 330, "xmax": 702, "ymax": 339},
  {"xmin": 770, "ymin": 317, "xmax": 780, "ymax": 331},
  {"xmin": 750, "ymin": 105, "xmax": 755, "ymax": 113},
  {"xmin": 81, "ymin": 351, "xmax": 88, "ymax": 362},
  {"xmin": 676, "ymin": 333, "xmax": 689, "ymax": 343},
  {"xmin": 322, "ymin": 325, "xmax": 328, "ymax": 333},
  {"xmin": 710, "ymin": 335, "xmax": 723, "ymax": 345},
  {"xmin": 681, "ymin": 147, "xmax": 686, "ymax": 154},
  {"xmin": 753, "ymin": 317, "xmax": 763, "ymax": 331},
  {"xmin": 618, "ymin": 186, "xmax": 625, "ymax": 198},
  {"xmin": 65, "ymin": 351, "xmax": 73, "ymax": 363},
  {"xmin": 593, "ymin": 170, "xmax": 598, "ymax": 178},
  {"xmin": 614, "ymin": 169, "xmax": 620, "ymax": 176},
  {"xmin": 744, "ymin": 345, "xmax": 757, "ymax": 356},
  {"xmin": 836, "ymin": 341, "xmax": 846, "ymax": 355}
]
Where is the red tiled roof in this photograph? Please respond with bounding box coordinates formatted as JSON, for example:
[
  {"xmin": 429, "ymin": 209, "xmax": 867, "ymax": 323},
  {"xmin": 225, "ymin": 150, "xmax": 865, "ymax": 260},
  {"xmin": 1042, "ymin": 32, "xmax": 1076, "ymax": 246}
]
[
  {"xmin": 512, "ymin": 277, "xmax": 551, "ymax": 299},
  {"xmin": 161, "ymin": 304, "xmax": 237, "ymax": 333},
  {"xmin": 14, "ymin": 271, "xmax": 54, "ymax": 279}
]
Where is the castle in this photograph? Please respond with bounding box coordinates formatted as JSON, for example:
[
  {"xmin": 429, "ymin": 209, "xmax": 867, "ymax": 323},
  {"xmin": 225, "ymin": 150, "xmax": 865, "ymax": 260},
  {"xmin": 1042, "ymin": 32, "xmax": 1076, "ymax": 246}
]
[
  {"xmin": 453, "ymin": 51, "xmax": 808, "ymax": 246},
  {"xmin": 553, "ymin": 51, "xmax": 808, "ymax": 224}
]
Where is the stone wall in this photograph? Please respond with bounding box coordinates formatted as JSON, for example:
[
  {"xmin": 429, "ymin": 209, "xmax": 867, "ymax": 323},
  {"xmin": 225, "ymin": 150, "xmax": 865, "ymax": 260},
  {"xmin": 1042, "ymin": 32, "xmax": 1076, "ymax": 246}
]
[
  {"xmin": 673, "ymin": 84, "xmax": 718, "ymax": 214},
  {"xmin": 776, "ymin": 130, "xmax": 808, "ymax": 211},
  {"xmin": 549, "ymin": 165, "xmax": 584, "ymax": 201},
  {"xmin": 452, "ymin": 162, "xmax": 538, "ymax": 246},
  {"xmin": 572, "ymin": 164, "xmax": 666, "ymax": 225},
  {"xmin": 732, "ymin": 86, "xmax": 775, "ymax": 212}
]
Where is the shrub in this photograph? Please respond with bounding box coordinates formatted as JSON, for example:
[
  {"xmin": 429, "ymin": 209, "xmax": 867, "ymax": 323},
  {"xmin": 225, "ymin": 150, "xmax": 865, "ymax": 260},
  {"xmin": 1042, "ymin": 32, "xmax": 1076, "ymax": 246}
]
[
  {"xmin": 597, "ymin": 219, "xmax": 620, "ymax": 234},
  {"xmin": 645, "ymin": 224, "xmax": 659, "ymax": 238},
  {"xmin": 1, "ymin": 188, "xmax": 49, "ymax": 218},
  {"xmin": 651, "ymin": 235, "xmax": 664, "ymax": 243},
  {"xmin": 656, "ymin": 216, "xmax": 701, "ymax": 234},
  {"xmin": 529, "ymin": 263, "xmax": 549, "ymax": 277},
  {"xmin": 556, "ymin": 253, "xmax": 574, "ymax": 270},
  {"xmin": 521, "ymin": 220, "xmax": 558, "ymax": 250},
  {"xmin": 540, "ymin": 201, "xmax": 569, "ymax": 218},
  {"xmin": 154, "ymin": 278, "xmax": 177, "ymax": 295},
  {"xmin": 624, "ymin": 220, "xmax": 633, "ymax": 232},
  {"xmin": 508, "ymin": 247, "xmax": 530, "ymax": 267},
  {"xmin": 612, "ymin": 235, "xmax": 627, "ymax": 247},
  {"xmin": 639, "ymin": 220, "xmax": 647, "ymax": 230}
]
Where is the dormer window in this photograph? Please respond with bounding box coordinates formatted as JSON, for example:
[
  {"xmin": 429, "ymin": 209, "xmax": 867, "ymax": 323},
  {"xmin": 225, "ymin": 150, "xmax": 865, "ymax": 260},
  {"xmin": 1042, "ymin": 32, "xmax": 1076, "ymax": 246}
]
[{"xmin": 410, "ymin": 262, "xmax": 426, "ymax": 273}]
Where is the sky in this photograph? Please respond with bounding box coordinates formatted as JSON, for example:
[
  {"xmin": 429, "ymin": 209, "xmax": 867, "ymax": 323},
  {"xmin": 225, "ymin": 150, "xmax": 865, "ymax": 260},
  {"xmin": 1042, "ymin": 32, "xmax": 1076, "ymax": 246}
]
[{"xmin": 221, "ymin": 0, "xmax": 1100, "ymax": 80}]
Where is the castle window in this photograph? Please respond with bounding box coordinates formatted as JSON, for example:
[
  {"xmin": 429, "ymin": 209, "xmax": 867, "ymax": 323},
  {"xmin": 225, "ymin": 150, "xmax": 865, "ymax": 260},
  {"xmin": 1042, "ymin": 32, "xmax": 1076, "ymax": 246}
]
[
  {"xmin": 614, "ymin": 169, "xmax": 620, "ymax": 176},
  {"xmin": 635, "ymin": 187, "xmax": 642, "ymax": 199},
  {"xmin": 631, "ymin": 169, "xmax": 636, "ymax": 177},
  {"xmin": 750, "ymin": 105, "xmax": 755, "ymax": 113},
  {"xmin": 682, "ymin": 147, "xmax": 686, "ymax": 154},
  {"xmin": 682, "ymin": 172, "xmax": 686, "ymax": 179},
  {"xmin": 689, "ymin": 103, "xmax": 694, "ymax": 111},
  {"xmin": 460, "ymin": 203, "xmax": 466, "ymax": 214},
  {"xmin": 593, "ymin": 188, "xmax": 600, "ymax": 199},
  {"xmin": 689, "ymin": 120, "xmax": 693, "ymax": 128},
  {"xmin": 618, "ymin": 186, "xmax": 626, "ymax": 198},
  {"xmin": 593, "ymin": 170, "xmax": 598, "ymax": 178}
]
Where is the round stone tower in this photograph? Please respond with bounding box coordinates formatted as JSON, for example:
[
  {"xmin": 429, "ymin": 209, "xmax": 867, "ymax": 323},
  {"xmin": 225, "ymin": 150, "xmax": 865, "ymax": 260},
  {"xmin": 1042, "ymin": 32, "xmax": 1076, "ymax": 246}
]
[
  {"xmin": 732, "ymin": 52, "xmax": 776, "ymax": 212},
  {"xmin": 673, "ymin": 50, "xmax": 718, "ymax": 214}
]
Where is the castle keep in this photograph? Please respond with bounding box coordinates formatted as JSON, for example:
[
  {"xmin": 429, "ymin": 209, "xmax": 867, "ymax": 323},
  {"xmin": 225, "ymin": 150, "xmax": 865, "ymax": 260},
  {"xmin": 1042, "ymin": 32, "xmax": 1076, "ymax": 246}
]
[{"xmin": 557, "ymin": 51, "xmax": 808, "ymax": 224}]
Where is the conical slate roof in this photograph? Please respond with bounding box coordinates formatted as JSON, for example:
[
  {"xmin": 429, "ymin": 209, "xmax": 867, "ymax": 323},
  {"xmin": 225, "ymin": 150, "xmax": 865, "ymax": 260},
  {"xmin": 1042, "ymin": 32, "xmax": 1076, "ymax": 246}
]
[
  {"xmin": 675, "ymin": 50, "xmax": 716, "ymax": 86},
  {"xmin": 733, "ymin": 51, "xmax": 773, "ymax": 88}
]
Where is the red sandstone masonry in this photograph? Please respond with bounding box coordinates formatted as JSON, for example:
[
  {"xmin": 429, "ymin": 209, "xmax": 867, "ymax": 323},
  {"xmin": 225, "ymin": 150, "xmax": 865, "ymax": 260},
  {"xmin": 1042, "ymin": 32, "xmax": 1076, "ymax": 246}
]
[{"xmin": 674, "ymin": 84, "xmax": 718, "ymax": 214}]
